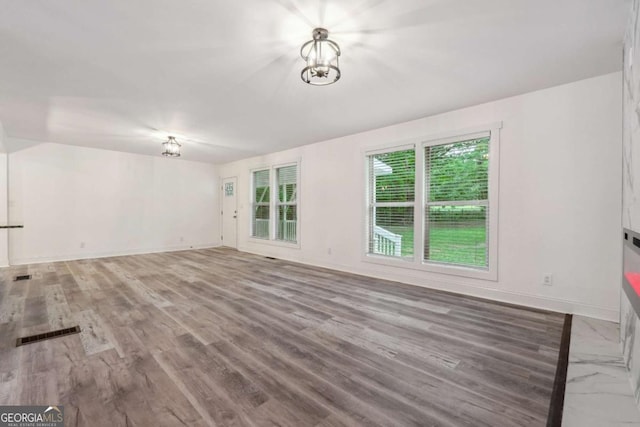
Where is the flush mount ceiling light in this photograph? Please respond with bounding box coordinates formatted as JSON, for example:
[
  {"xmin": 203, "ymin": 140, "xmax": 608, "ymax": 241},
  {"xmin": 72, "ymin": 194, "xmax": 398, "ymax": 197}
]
[
  {"xmin": 161, "ymin": 136, "xmax": 181, "ymax": 157},
  {"xmin": 300, "ymin": 27, "xmax": 341, "ymax": 86}
]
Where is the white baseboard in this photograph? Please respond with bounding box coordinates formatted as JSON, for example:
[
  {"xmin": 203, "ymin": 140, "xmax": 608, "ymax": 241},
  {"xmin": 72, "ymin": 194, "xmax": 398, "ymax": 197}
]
[
  {"xmin": 239, "ymin": 245, "xmax": 619, "ymax": 323},
  {"xmin": 8, "ymin": 243, "xmax": 221, "ymax": 265}
]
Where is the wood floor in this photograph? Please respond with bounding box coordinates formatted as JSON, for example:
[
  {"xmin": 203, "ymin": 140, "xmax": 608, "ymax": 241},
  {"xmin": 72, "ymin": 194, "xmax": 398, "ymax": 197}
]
[{"xmin": 0, "ymin": 248, "xmax": 564, "ymax": 426}]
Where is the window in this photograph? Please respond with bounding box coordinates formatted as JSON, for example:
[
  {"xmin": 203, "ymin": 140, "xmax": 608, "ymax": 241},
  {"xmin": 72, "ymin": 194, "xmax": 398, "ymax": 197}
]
[
  {"xmin": 367, "ymin": 149, "xmax": 415, "ymax": 259},
  {"xmin": 252, "ymin": 169, "xmax": 270, "ymax": 239},
  {"xmin": 224, "ymin": 182, "xmax": 234, "ymax": 196},
  {"xmin": 424, "ymin": 136, "xmax": 489, "ymax": 268},
  {"xmin": 276, "ymin": 165, "xmax": 297, "ymax": 242},
  {"xmin": 366, "ymin": 126, "xmax": 499, "ymax": 279},
  {"xmin": 251, "ymin": 163, "xmax": 299, "ymax": 244}
]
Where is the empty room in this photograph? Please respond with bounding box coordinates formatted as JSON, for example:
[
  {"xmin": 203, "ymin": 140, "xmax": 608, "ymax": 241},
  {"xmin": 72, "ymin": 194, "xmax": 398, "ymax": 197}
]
[{"xmin": 0, "ymin": 0, "xmax": 639, "ymax": 426}]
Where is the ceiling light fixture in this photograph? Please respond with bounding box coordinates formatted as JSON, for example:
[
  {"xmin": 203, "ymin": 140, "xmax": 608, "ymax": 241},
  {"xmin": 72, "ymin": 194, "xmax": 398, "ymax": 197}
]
[
  {"xmin": 161, "ymin": 136, "xmax": 181, "ymax": 157},
  {"xmin": 300, "ymin": 28, "xmax": 341, "ymax": 86}
]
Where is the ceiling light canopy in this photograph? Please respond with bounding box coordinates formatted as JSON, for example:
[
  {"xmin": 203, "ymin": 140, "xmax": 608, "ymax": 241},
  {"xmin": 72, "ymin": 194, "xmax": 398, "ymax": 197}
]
[
  {"xmin": 161, "ymin": 136, "xmax": 181, "ymax": 157},
  {"xmin": 300, "ymin": 28, "xmax": 341, "ymax": 86}
]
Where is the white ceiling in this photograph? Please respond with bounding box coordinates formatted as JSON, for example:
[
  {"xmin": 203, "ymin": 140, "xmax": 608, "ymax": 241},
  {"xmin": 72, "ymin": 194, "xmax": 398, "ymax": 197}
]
[{"xmin": 0, "ymin": 0, "xmax": 628, "ymax": 163}]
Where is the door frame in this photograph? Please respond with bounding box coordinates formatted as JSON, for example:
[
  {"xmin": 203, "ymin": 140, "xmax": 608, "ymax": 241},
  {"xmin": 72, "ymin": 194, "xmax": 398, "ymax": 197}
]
[{"xmin": 221, "ymin": 176, "xmax": 238, "ymax": 249}]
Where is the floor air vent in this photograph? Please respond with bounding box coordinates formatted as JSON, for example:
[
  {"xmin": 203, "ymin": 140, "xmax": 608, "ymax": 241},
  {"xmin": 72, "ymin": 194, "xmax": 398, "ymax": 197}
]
[
  {"xmin": 265, "ymin": 256, "xmax": 276, "ymax": 260},
  {"xmin": 16, "ymin": 326, "xmax": 81, "ymax": 347},
  {"xmin": 14, "ymin": 274, "xmax": 32, "ymax": 281}
]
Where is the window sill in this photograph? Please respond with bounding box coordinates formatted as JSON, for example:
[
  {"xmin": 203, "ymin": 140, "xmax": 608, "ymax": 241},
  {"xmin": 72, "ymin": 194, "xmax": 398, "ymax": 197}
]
[
  {"xmin": 362, "ymin": 253, "xmax": 497, "ymax": 281},
  {"xmin": 248, "ymin": 237, "xmax": 301, "ymax": 250}
]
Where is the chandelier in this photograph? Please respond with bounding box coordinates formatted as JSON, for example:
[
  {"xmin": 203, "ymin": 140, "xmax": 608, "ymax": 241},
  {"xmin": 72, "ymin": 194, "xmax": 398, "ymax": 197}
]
[
  {"xmin": 300, "ymin": 28, "xmax": 341, "ymax": 86},
  {"xmin": 161, "ymin": 136, "xmax": 181, "ymax": 157}
]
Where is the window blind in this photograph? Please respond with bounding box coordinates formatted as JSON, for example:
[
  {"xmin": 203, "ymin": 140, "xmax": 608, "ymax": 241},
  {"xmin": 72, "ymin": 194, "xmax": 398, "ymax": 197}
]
[
  {"xmin": 276, "ymin": 165, "xmax": 297, "ymax": 242},
  {"xmin": 424, "ymin": 137, "xmax": 490, "ymax": 268},
  {"xmin": 368, "ymin": 149, "xmax": 415, "ymax": 259},
  {"xmin": 252, "ymin": 169, "xmax": 270, "ymax": 239}
]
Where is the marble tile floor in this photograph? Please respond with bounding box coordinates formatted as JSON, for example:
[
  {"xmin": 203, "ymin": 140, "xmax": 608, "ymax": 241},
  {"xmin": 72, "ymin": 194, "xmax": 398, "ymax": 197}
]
[{"xmin": 562, "ymin": 315, "xmax": 640, "ymax": 426}]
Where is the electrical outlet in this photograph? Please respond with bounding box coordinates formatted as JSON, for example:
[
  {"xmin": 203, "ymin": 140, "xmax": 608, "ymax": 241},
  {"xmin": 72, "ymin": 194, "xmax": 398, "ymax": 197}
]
[
  {"xmin": 327, "ymin": 248, "xmax": 332, "ymax": 255},
  {"xmin": 543, "ymin": 274, "xmax": 553, "ymax": 286},
  {"xmin": 180, "ymin": 236, "xmax": 184, "ymax": 242},
  {"xmin": 80, "ymin": 242, "xmax": 85, "ymax": 249}
]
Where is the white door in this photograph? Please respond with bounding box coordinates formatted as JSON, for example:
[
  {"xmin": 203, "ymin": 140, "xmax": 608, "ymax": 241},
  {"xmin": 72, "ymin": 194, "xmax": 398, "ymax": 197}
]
[{"xmin": 221, "ymin": 177, "xmax": 238, "ymax": 248}]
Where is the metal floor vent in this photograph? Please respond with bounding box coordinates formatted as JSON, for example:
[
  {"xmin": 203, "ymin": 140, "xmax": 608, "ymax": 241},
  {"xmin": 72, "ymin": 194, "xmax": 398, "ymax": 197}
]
[
  {"xmin": 14, "ymin": 274, "xmax": 31, "ymax": 281},
  {"xmin": 265, "ymin": 256, "xmax": 277, "ymax": 260},
  {"xmin": 16, "ymin": 326, "xmax": 81, "ymax": 347}
]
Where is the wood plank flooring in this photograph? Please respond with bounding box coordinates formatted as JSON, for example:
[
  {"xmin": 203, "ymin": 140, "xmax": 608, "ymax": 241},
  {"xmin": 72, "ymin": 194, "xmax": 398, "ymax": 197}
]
[{"xmin": 0, "ymin": 248, "xmax": 564, "ymax": 426}]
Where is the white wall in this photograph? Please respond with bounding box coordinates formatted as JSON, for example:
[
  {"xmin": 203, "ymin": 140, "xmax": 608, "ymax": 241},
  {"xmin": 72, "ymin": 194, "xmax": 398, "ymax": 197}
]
[
  {"xmin": 8, "ymin": 143, "xmax": 220, "ymax": 263},
  {"xmin": 624, "ymin": 0, "xmax": 640, "ymax": 233},
  {"xmin": 0, "ymin": 152, "xmax": 8, "ymax": 268},
  {"xmin": 0, "ymin": 123, "xmax": 8, "ymax": 267},
  {"xmin": 220, "ymin": 72, "xmax": 623, "ymax": 321},
  {"xmin": 0, "ymin": 123, "xmax": 6, "ymax": 152}
]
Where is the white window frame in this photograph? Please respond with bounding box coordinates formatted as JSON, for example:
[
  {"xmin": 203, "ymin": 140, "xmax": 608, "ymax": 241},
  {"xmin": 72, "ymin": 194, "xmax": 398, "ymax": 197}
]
[
  {"xmin": 363, "ymin": 123, "xmax": 501, "ymax": 281},
  {"xmin": 249, "ymin": 160, "xmax": 301, "ymax": 248},
  {"xmin": 365, "ymin": 143, "xmax": 417, "ymax": 261},
  {"xmin": 250, "ymin": 168, "xmax": 271, "ymax": 240},
  {"xmin": 275, "ymin": 164, "xmax": 298, "ymax": 243}
]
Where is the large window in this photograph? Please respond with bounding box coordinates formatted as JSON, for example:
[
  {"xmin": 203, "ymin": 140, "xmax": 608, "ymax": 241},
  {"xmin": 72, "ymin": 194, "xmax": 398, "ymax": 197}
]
[
  {"xmin": 276, "ymin": 165, "xmax": 298, "ymax": 242},
  {"xmin": 252, "ymin": 169, "xmax": 270, "ymax": 239},
  {"xmin": 251, "ymin": 163, "xmax": 299, "ymax": 243},
  {"xmin": 368, "ymin": 149, "xmax": 415, "ymax": 259},
  {"xmin": 366, "ymin": 127, "xmax": 499, "ymax": 279},
  {"xmin": 424, "ymin": 137, "xmax": 489, "ymax": 268}
]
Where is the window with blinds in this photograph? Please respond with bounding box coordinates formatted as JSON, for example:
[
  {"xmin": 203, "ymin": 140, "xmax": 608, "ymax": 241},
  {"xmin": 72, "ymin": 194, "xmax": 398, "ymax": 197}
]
[
  {"xmin": 276, "ymin": 165, "xmax": 297, "ymax": 242},
  {"xmin": 252, "ymin": 169, "xmax": 270, "ymax": 239},
  {"xmin": 367, "ymin": 148, "xmax": 415, "ymax": 259},
  {"xmin": 365, "ymin": 127, "xmax": 499, "ymax": 278},
  {"xmin": 424, "ymin": 136, "xmax": 490, "ymax": 268}
]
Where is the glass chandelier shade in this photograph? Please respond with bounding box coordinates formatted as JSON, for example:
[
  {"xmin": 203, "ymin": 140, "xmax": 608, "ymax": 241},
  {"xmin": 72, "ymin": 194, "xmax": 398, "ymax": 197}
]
[{"xmin": 300, "ymin": 28, "xmax": 341, "ymax": 86}]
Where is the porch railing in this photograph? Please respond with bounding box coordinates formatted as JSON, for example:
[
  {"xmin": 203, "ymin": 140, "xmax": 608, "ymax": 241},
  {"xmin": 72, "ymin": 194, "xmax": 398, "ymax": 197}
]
[
  {"xmin": 373, "ymin": 226, "xmax": 402, "ymax": 257},
  {"xmin": 254, "ymin": 219, "xmax": 297, "ymax": 242}
]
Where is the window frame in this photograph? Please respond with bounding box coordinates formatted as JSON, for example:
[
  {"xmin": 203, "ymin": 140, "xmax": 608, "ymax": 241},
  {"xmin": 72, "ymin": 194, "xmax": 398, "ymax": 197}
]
[
  {"xmin": 366, "ymin": 144, "xmax": 416, "ymax": 261},
  {"xmin": 250, "ymin": 168, "xmax": 271, "ymax": 240},
  {"xmin": 363, "ymin": 123, "xmax": 501, "ymax": 281},
  {"xmin": 275, "ymin": 164, "xmax": 298, "ymax": 243},
  {"xmin": 249, "ymin": 161, "xmax": 301, "ymax": 248}
]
